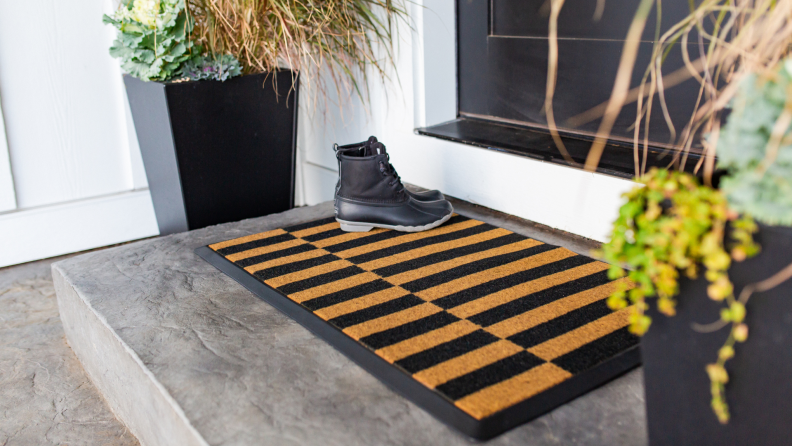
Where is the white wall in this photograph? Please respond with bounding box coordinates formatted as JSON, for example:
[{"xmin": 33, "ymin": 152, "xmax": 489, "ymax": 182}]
[
  {"xmin": 0, "ymin": 0, "xmax": 157, "ymax": 267},
  {"xmin": 295, "ymin": 0, "xmax": 635, "ymax": 243}
]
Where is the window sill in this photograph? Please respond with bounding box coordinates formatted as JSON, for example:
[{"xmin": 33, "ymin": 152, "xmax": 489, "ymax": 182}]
[{"xmin": 416, "ymin": 117, "xmax": 704, "ymax": 180}]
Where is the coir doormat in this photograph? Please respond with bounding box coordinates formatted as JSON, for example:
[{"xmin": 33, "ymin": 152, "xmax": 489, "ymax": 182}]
[{"xmin": 196, "ymin": 214, "xmax": 639, "ymax": 439}]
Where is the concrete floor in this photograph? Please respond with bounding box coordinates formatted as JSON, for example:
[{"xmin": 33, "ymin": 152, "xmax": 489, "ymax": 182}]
[
  {"xmin": 0, "ymin": 193, "xmax": 648, "ymax": 445},
  {"xmin": 0, "ymin": 255, "xmax": 138, "ymax": 446}
]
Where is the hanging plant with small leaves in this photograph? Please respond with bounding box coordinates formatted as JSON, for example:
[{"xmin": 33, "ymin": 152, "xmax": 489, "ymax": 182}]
[{"xmin": 599, "ymin": 168, "xmax": 760, "ymax": 423}]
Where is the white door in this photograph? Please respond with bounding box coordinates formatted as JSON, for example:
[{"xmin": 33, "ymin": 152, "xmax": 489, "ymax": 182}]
[{"xmin": 0, "ymin": 0, "xmax": 158, "ymax": 267}]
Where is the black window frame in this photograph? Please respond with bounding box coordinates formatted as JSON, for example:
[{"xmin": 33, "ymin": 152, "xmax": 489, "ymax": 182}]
[{"xmin": 417, "ymin": 0, "xmax": 705, "ymax": 180}]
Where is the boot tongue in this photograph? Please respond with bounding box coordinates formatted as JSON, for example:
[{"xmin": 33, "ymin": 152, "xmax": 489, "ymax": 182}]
[{"xmin": 365, "ymin": 141, "xmax": 387, "ymax": 156}]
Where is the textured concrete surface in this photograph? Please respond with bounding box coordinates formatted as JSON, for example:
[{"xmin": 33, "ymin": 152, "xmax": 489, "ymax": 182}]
[
  {"xmin": 54, "ymin": 200, "xmax": 648, "ymax": 446},
  {"xmin": 0, "ymin": 256, "xmax": 138, "ymax": 446}
]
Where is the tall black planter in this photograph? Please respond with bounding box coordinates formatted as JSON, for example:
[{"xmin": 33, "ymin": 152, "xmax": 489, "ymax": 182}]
[
  {"xmin": 642, "ymin": 223, "xmax": 792, "ymax": 446},
  {"xmin": 124, "ymin": 71, "xmax": 298, "ymax": 235}
]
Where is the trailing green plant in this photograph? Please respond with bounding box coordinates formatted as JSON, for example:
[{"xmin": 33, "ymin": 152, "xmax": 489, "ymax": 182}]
[
  {"xmin": 717, "ymin": 59, "xmax": 792, "ymax": 226},
  {"xmin": 600, "ymin": 168, "xmax": 759, "ymax": 423},
  {"xmin": 543, "ymin": 0, "xmax": 792, "ymax": 425},
  {"xmin": 103, "ymin": 0, "xmax": 198, "ymax": 81},
  {"xmin": 180, "ymin": 54, "xmax": 241, "ymax": 81}
]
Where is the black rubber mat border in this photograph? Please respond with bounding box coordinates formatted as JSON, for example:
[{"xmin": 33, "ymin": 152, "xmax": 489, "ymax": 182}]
[{"xmin": 196, "ymin": 245, "xmax": 640, "ymax": 440}]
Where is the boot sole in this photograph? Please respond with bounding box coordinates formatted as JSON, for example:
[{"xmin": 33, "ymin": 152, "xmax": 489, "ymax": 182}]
[{"xmin": 337, "ymin": 211, "xmax": 453, "ymax": 233}]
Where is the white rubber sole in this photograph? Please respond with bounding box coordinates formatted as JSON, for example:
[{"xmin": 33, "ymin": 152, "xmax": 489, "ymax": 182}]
[{"xmin": 337, "ymin": 211, "xmax": 454, "ymax": 233}]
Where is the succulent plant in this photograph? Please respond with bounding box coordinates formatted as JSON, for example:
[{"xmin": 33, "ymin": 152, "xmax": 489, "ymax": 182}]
[{"xmin": 717, "ymin": 59, "xmax": 792, "ymax": 227}]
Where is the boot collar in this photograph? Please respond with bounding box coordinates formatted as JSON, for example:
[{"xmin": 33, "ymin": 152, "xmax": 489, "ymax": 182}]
[{"xmin": 334, "ymin": 136, "xmax": 387, "ymax": 158}]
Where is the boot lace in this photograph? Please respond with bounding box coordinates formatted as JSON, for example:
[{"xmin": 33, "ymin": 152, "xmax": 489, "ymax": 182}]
[{"xmin": 379, "ymin": 155, "xmax": 405, "ymax": 195}]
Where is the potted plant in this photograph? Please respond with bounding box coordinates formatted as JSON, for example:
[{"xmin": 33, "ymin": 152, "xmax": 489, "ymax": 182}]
[
  {"xmin": 544, "ymin": 1, "xmax": 792, "ymax": 444},
  {"xmin": 625, "ymin": 61, "xmax": 792, "ymax": 446},
  {"xmin": 104, "ymin": 0, "xmax": 404, "ymax": 234}
]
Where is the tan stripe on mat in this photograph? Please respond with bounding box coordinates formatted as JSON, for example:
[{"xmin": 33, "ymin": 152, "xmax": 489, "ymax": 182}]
[
  {"xmin": 342, "ymin": 303, "xmax": 442, "ymax": 339},
  {"xmin": 412, "ymin": 340, "xmax": 524, "ymax": 388},
  {"xmin": 290, "ymin": 222, "xmax": 340, "ymax": 239},
  {"xmin": 225, "ymin": 238, "xmax": 308, "ymax": 262},
  {"xmin": 448, "ymin": 261, "xmax": 611, "ymax": 319},
  {"xmin": 334, "ymin": 219, "xmax": 485, "ymax": 259},
  {"xmin": 265, "ymin": 259, "xmax": 354, "ymax": 288},
  {"xmin": 454, "ymin": 363, "xmax": 572, "ymax": 419},
  {"xmin": 209, "ymin": 228, "xmax": 286, "ymax": 250},
  {"xmin": 376, "ymin": 320, "xmax": 480, "ymax": 363},
  {"xmin": 244, "ymin": 249, "xmax": 329, "ymax": 274},
  {"xmin": 357, "ymin": 228, "xmax": 514, "ymax": 270},
  {"xmin": 385, "ymin": 238, "xmax": 543, "ymax": 285},
  {"xmin": 286, "ymin": 272, "xmax": 380, "ymax": 303},
  {"xmin": 486, "ymin": 278, "xmax": 633, "ymax": 339},
  {"xmin": 528, "ymin": 308, "xmax": 631, "ymax": 361},
  {"xmin": 315, "ymin": 287, "xmax": 410, "ymax": 321},
  {"xmin": 414, "ymin": 248, "xmax": 576, "ymax": 302}
]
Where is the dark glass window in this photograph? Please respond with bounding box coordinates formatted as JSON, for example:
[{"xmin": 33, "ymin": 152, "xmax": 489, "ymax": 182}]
[{"xmin": 419, "ymin": 0, "xmax": 705, "ymax": 178}]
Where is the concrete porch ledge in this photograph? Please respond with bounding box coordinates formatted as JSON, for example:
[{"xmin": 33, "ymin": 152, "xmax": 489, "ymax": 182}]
[{"xmin": 53, "ymin": 200, "xmax": 647, "ymax": 446}]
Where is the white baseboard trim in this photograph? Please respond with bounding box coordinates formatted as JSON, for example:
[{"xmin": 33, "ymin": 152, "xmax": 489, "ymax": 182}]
[{"xmin": 0, "ymin": 189, "xmax": 159, "ymax": 267}]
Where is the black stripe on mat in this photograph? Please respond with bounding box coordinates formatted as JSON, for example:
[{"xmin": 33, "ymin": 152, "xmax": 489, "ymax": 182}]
[
  {"xmin": 253, "ymin": 254, "xmax": 340, "ymax": 281},
  {"xmin": 396, "ymin": 330, "xmax": 500, "ymax": 374},
  {"xmin": 346, "ymin": 222, "xmax": 493, "ymax": 264},
  {"xmin": 282, "ymin": 217, "xmax": 337, "ymax": 232},
  {"xmin": 435, "ymin": 351, "xmax": 545, "ymax": 400},
  {"xmin": 329, "ymin": 295, "xmax": 425, "ymax": 329},
  {"xmin": 552, "ymin": 327, "xmax": 638, "ymax": 374},
  {"xmin": 216, "ymin": 233, "xmax": 296, "ymax": 256},
  {"xmin": 303, "ymin": 228, "xmax": 348, "ymax": 242},
  {"xmin": 467, "ymin": 270, "xmax": 612, "ymax": 327},
  {"xmin": 399, "ymin": 244, "xmax": 559, "ymax": 293},
  {"xmin": 429, "ymin": 256, "xmax": 596, "ymax": 310},
  {"xmin": 359, "ymin": 312, "xmax": 459, "ymax": 350},
  {"xmin": 507, "ymin": 299, "xmax": 615, "ymax": 349},
  {"xmin": 301, "ymin": 279, "xmax": 395, "ymax": 311},
  {"xmin": 373, "ymin": 233, "xmax": 527, "ymax": 277},
  {"xmin": 235, "ymin": 244, "xmax": 317, "ymax": 267},
  {"xmin": 277, "ymin": 265, "xmax": 365, "ymax": 294}
]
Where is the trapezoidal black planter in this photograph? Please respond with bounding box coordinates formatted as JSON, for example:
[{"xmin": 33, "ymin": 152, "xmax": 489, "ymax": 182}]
[
  {"xmin": 124, "ymin": 71, "xmax": 298, "ymax": 235},
  {"xmin": 641, "ymin": 223, "xmax": 792, "ymax": 446}
]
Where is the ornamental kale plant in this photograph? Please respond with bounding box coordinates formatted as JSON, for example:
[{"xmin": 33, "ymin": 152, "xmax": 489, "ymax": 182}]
[
  {"xmin": 180, "ymin": 55, "xmax": 241, "ymax": 82},
  {"xmin": 717, "ymin": 59, "xmax": 792, "ymax": 227},
  {"xmin": 103, "ymin": 0, "xmax": 196, "ymax": 81}
]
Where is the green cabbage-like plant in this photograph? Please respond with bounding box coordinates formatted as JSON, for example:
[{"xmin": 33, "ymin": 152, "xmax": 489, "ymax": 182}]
[
  {"xmin": 717, "ymin": 59, "xmax": 792, "ymax": 227},
  {"xmin": 180, "ymin": 54, "xmax": 241, "ymax": 82},
  {"xmin": 600, "ymin": 168, "xmax": 759, "ymax": 423},
  {"xmin": 103, "ymin": 0, "xmax": 197, "ymax": 81}
]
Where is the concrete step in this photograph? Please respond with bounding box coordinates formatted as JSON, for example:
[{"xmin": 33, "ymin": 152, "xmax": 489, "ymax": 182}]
[
  {"xmin": 53, "ymin": 201, "xmax": 647, "ymax": 446},
  {"xmin": 1, "ymin": 255, "xmax": 138, "ymax": 445}
]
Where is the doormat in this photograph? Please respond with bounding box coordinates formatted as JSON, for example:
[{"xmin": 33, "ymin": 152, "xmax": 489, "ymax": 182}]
[{"xmin": 196, "ymin": 214, "xmax": 639, "ymax": 439}]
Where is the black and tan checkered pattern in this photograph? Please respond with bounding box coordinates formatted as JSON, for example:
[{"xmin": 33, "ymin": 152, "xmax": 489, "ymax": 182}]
[{"xmin": 209, "ymin": 215, "xmax": 637, "ymax": 420}]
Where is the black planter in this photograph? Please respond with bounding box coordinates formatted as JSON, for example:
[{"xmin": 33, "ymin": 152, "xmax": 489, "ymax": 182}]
[
  {"xmin": 124, "ymin": 71, "xmax": 298, "ymax": 235},
  {"xmin": 642, "ymin": 223, "xmax": 792, "ymax": 445}
]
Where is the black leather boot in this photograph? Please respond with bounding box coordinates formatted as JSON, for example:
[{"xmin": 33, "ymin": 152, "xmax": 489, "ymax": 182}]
[
  {"xmin": 333, "ymin": 140, "xmax": 453, "ymax": 232},
  {"xmin": 336, "ymin": 136, "xmax": 445, "ymax": 202}
]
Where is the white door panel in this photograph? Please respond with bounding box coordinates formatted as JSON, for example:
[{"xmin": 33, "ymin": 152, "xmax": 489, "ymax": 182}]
[
  {"xmin": 0, "ymin": 94, "xmax": 16, "ymax": 212},
  {"xmin": 0, "ymin": 0, "xmax": 133, "ymax": 209}
]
